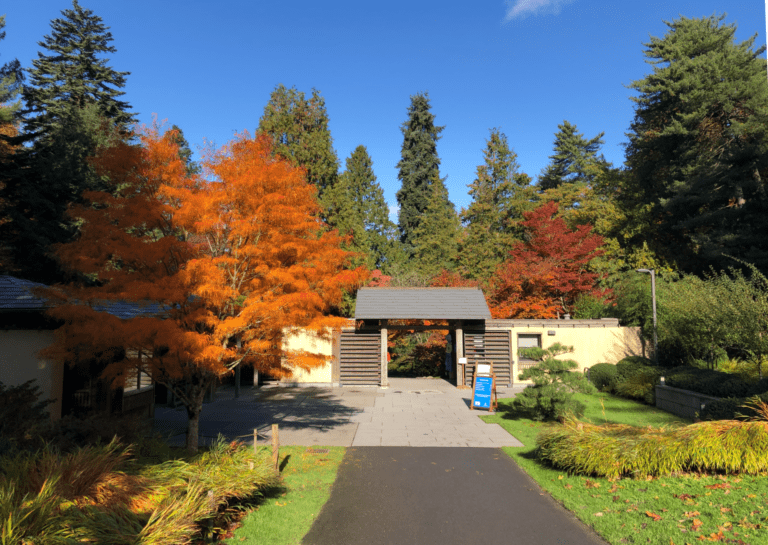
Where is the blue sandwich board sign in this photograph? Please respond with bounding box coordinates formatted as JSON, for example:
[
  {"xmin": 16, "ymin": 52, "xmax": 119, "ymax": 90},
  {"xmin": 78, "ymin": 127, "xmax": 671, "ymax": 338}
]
[{"xmin": 472, "ymin": 375, "xmax": 494, "ymax": 410}]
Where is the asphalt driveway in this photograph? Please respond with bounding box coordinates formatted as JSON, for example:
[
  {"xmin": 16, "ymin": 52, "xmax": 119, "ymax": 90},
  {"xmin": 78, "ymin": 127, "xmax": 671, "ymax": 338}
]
[{"xmin": 302, "ymin": 447, "xmax": 607, "ymax": 545}]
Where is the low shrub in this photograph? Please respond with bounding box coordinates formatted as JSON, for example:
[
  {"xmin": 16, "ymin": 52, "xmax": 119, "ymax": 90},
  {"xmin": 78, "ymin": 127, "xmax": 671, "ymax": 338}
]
[
  {"xmin": 586, "ymin": 363, "xmax": 616, "ymax": 391},
  {"xmin": 613, "ymin": 366, "xmax": 661, "ymax": 405},
  {"xmin": 664, "ymin": 366, "xmax": 755, "ymax": 398},
  {"xmin": 536, "ymin": 399, "xmax": 768, "ymax": 478},
  {"xmin": 513, "ymin": 343, "xmax": 596, "ymax": 421},
  {"xmin": 614, "ymin": 356, "xmax": 653, "ymax": 381},
  {"xmin": 0, "ymin": 437, "xmax": 281, "ymax": 543},
  {"xmin": 699, "ymin": 392, "xmax": 768, "ymax": 421}
]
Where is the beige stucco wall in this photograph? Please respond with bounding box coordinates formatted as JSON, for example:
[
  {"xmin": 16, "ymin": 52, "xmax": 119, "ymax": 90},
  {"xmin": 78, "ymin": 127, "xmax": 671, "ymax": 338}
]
[
  {"xmin": 498, "ymin": 323, "xmax": 644, "ymax": 385},
  {"xmin": 281, "ymin": 328, "xmax": 334, "ymax": 383},
  {"xmin": 0, "ymin": 330, "xmax": 63, "ymax": 420}
]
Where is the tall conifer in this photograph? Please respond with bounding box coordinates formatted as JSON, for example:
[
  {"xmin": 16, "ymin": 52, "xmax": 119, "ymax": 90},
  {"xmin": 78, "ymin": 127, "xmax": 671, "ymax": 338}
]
[
  {"xmin": 459, "ymin": 129, "xmax": 530, "ymax": 281},
  {"xmin": 257, "ymin": 84, "xmax": 340, "ymax": 207},
  {"xmin": 538, "ymin": 121, "xmax": 606, "ymax": 190},
  {"xmin": 395, "ymin": 92, "xmax": 445, "ymax": 254},
  {"xmin": 624, "ymin": 14, "xmax": 768, "ymax": 273},
  {"xmin": 325, "ymin": 145, "xmax": 400, "ymax": 271},
  {"xmin": 412, "ymin": 176, "xmax": 460, "ymax": 277}
]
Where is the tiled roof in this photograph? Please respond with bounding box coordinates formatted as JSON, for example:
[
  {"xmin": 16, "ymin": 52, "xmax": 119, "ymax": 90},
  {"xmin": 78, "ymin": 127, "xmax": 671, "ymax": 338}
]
[
  {"xmin": 0, "ymin": 275, "xmax": 170, "ymax": 319},
  {"xmin": 354, "ymin": 287, "xmax": 492, "ymax": 320}
]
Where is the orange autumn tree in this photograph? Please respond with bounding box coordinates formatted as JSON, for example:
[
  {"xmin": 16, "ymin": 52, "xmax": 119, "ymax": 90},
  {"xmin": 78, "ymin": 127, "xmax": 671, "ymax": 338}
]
[
  {"xmin": 37, "ymin": 124, "xmax": 364, "ymax": 451},
  {"xmin": 489, "ymin": 200, "xmax": 608, "ymax": 319}
]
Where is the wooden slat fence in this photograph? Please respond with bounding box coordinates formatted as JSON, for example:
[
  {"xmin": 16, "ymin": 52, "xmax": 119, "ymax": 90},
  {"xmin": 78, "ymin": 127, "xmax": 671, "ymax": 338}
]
[
  {"xmin": 463, "ymin": 329, "xmax": 512, "ymax": 387},
  {"xmin": 339, "ymin": 331, "xmax": 381, "ymax": 386}
]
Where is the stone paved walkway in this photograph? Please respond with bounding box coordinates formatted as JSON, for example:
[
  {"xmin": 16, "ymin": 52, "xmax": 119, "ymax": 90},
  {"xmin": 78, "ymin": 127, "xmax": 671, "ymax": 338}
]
[{"xmin": 152, "ymin": 377, "xmax": 525, "ymax": 448}]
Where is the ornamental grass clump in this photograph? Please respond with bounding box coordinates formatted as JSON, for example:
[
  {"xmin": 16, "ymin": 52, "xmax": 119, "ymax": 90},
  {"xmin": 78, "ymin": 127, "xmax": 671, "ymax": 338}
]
[
  {"xmin": 536, "ymin": 398, "xmax": 768, "ymax": 478},
  {"xmin": 0, "ymin": 437, "xmax": 281, "ymax": 543}
]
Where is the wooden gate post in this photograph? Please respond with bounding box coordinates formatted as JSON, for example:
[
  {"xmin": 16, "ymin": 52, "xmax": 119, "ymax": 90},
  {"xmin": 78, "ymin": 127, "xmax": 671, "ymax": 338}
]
[{"xmin": 380, "ymin": 320, "xmax": 388, "ymax": 388}]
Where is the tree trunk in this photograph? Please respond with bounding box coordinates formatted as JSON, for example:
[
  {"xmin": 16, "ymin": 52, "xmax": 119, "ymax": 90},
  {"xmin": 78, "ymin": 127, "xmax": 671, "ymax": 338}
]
[{"xmin": 186, "ymin": 402, "xmax": 202, "ymax": 453}]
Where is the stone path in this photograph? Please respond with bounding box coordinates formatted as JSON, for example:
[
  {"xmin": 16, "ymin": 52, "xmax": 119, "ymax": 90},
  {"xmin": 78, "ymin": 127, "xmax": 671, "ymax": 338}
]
[{"xmin": 152, "ymin": 377, "xmax": 524, "ymax": 448}]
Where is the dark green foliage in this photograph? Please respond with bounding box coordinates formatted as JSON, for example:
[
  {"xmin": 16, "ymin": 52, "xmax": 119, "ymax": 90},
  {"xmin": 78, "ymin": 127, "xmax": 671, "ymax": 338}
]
[
  {"xmin": 3, "ymin": 1, "xmax": 134, "ymax": 283},
  {"xmin": 623, "ymin": 14, "xmax": 768, "ymax": 274},
  {"xmin": 613, "ymin": 366, "xmax": 660, "ymax": 405},
  {"xmin": 324, "ymin": 145, "xmax": 400, "ymax": 271},
  {"xmin": 165, "ymin": 124, "xmax": 200, "ymax": 177},
  {"xmin": 411, "ymin": 176, "xmax": 460, "ymax": 276},
  {"xmin": 0, "ymin": 381, "xmax": 53, "ymax": 455},
  {"xmin": 615, "ymin": 356, "xmax": 653, "ymax": 379},
  {"xmin": 22, "ymin": 0, "xmax": 135, "ymax": 140},
  {"xmin": 664, "ymin": 366, "xmax": 759, "ymax": 398},
  {"xmin": 512, "ymin": 343, "xmax": 596, "ymax": 421},
  {"xmin": 699, "ymin": 393, "xmax": 768, "ymax": 421},
  {"xmin": 537, "ymin": 120, "xmax": 607, "ymax": 190},
  {"xmin": 0, "ymin": 15, "xmax": 23, "ymax": 124},
  {"xmin": 587, "ymin": 363, "xmax": 616, "ymax": 391},
  {"xmin": 459, "ymin": 128, "xmax": 531, "ymax": 282},
  {"xmin": 395, "ymin": 92, "xmax": 445, "ymax": 254},
  {"xmin": 257, "ymin": 84, "xmax": 340, "ymax": 205}
]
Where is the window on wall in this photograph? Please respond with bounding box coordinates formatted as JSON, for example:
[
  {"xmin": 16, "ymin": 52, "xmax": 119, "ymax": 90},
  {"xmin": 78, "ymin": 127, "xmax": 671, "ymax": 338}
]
[{"xmin": 517, "ymin": 334, "xmax": 541, "ymax": 370}]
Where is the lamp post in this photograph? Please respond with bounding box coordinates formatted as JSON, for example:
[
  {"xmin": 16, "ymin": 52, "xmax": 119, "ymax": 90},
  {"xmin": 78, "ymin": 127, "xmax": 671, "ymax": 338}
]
[{"xmin": 636, "ymin": 268, "xmax": 658, "ymax": 365}]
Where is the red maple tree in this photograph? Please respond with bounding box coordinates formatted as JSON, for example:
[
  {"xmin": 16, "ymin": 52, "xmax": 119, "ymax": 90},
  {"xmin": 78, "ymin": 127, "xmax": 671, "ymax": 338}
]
[
  {"xmin": 37, "ymin": 123, "xmax": 365, "ymax": 451},
  {"xmin": 489, "ymin": 200, "xmax": 608, "ymax": 319}
]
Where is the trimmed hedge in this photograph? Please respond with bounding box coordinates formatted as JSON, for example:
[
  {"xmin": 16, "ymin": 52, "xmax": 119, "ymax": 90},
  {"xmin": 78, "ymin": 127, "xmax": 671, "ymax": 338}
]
[
  {"xmin": 664, "ymin": 366, "xmax": 768, "ymax": 399},
  {"xmin": 700, "ymin": 392, "xmax": 768, "ymax": 421},
  {"xmin": 586, "ymin": 363, "xmax": 616, "ymax": 391}
]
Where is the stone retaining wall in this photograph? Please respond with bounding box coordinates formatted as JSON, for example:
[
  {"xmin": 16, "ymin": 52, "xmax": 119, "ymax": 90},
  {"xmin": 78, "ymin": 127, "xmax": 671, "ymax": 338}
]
[{"xmin": 655, "ymin": 384, "xmax": 721, "ymax": 420}]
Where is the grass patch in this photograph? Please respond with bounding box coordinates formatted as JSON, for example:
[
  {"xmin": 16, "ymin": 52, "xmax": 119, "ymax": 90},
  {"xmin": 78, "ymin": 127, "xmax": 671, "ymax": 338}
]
[
  {"xmin": 482, "ymin": 393, "xmax": 768, "ymax": 544},
  {"xmin": 230, "ymin": 446, "xmax": 345, "ymax": 544}
]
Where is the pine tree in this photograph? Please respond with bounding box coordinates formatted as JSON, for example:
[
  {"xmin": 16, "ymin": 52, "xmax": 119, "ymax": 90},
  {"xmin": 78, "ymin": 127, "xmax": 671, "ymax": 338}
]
[
  {"xmin": 0, "ymin": 15, "xmax": 23, "ymax": 125},
  {"xmin": 395, "ymin": 92, "xmax": 445, "ymax": 253},
  {"xmin": 22, "ymin": 0, "xmax": 135, "ymax": 140},
  {"xmin": 325, "ymin": 145, "xmax": 400, "ymax": 271},
  {"xmin": 1, "ymin": 1, "xmax": 134, "ymax": 283},
  {"xmin": 257, "ymin": 84, "xmax": 340, "ymax": 206},
  {"xmin": 459, "ymin": 128, "xmax": 530, "ymax": 281},
  {"xmin": 412, "ymin": 176, "xmax": 460, "ymax": 277},
  {"xmin": 165, "ymin": 124, "xmax": 200, "ymax": 177},
  {"xmin": 624, "ymin": 14, "xmax": 768, "ymax": 274},
  {"xmin": 538, "ymin": 120, "xmax": 606, "ymax": 190}
]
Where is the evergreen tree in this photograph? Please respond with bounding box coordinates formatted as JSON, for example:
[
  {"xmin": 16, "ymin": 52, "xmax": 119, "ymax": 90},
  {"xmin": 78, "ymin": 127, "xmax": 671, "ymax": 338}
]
[
  {"xmin": 459, "ymin": 128, "xmax": 530, "ymax": 281},
  {"xmin": 22, "ymin": 0, "xmax": 135, "ymax": 140},
  {"xmin": 0, "ymin": 15, "xmax": 23, "ymax": 125},
  {"xmin": 1, "ymin": 1, "xmax": 133, "ymax": 283},
  {"xmin": 412, "ymin": 176, "xmax": 460, "ymax": 277},
  {"xmin": 165, "ymin": 124, "xmax": 200, "ymax": 177},
  {"xmin": 257, "ymin": 84, "xmax": 340, "ymax": 206},
  {"xmin": 624, "ymin": 14, "xmax": 768, "ymax": 274},
  {"xmin": 325, "ymin": 145, "xmax": 400, "ymax": 271},
  {"xmin": 395, "ymin": 92, "xmax": 445, "ymax": 253},
  {"xmin": 538, "ymin": 120, "xmax": 606, "ymax": 190}
]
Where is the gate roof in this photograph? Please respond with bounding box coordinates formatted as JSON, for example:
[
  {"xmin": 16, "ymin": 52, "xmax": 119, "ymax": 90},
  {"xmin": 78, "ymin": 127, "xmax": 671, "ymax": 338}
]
[{"xmin": 354, "ymin": 287, "xmax": 492, "ymax": 320}]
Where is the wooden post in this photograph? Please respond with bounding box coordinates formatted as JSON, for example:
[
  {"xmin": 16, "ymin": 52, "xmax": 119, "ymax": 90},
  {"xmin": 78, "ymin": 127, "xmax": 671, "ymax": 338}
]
[
  {"xmin": 455, "ymin": 321, "xmax": 464, "ymax": 387},
  {"xmin": 271, "ymin": 424, "xmax": 279, "ymax": 472},
  {"xmin": 380, "ymin": 320, "xmax": 388, "ymax": 388},
  {"xmin": 253, "ymin": 428, "xmax": 258, "ymax": 454}
]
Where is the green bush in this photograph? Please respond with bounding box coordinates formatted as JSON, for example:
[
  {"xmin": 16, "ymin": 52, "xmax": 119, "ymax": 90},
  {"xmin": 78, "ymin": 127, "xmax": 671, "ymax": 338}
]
[
  {"xmin": 664, "ymin": 366, "xmax": 754, "ymax": 398},
  {"xmin": 700, "ymin": 392, "xmax": 768, "ymax": 421},
  {"xmin": 614, "ymin": 366, "xmax": 661, "ymax": 405},
  {"xmin": 615, "ymin": 356, "xmax": 653, "ymax": 380},
  {"xmin": 536, "ymin": 400, "xmax": 768, "ymax": 478},
  {"xmin": 0, "ymin": 380, "xmax": 54, "ymax": 455},
  {"xmin": 586, "ymin": 363, "xmax": 616, "ymax": 391},
  {"xmin": 513, "ymin": 343, "xmax": 596, "ymax": 421}
]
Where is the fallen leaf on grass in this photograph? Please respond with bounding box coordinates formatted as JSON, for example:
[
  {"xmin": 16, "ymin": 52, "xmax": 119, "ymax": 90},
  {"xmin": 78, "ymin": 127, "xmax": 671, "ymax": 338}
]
[
  {"xmin": 585, "ymin": 479, "xmax": 601, "ymax": 488},
  {"xmin": 564, "ymin": 484, "xmax": 573, "ymax": 489},
  {"xmin": 675, "ymin": 493, "xmax": 695, "ymax": 501},
  {"xmin": 720, "ymin": 508, "xmax": 731, "ymax": 514},
  {"xmin": 697, "ymin": 531, "xmax": 725, "ymax": 541},
  {"xmin": 706, "ymin": 483, "xmax": 731, "ymax": 490},
  {"xmin": 691, "ymin": 518, "xmax": 703, "ymax": 531},
  {"xmin": 594, "ymin": 512, "xmax": 604, "ymax": 517},
  {"xmin": 684, "ymin": 511, "xmax": 701, "ymax": 518},
  {"xmin": 646, "ymin": 511, "xmax": 662, "ymax": 521}
]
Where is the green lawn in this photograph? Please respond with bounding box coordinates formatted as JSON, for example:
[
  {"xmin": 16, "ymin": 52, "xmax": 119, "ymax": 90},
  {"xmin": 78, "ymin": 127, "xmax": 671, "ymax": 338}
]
[
  {"xmin": 229, "ymin": 446, "xmax": 345, "ymax": 544},
  {"xmin": 482, "ymin": 393, "xmax": 768, "ymax": 545}
]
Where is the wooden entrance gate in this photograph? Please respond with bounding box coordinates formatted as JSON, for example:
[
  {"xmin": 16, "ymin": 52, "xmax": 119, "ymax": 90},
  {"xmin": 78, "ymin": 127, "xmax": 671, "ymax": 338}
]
[
  {"xmin": 339, "ymin": 331, "xmax": 381, "ymax": 386},
  {"xmin": 463, "ymin": 329, "xmax": 512, "ymax": 387}
]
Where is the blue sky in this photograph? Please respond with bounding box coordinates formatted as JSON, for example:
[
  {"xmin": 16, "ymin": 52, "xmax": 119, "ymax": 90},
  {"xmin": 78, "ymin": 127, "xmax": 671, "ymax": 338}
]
[{"xmin": 3, "ymin": 0, "xmax": 765, "ymax": 218}]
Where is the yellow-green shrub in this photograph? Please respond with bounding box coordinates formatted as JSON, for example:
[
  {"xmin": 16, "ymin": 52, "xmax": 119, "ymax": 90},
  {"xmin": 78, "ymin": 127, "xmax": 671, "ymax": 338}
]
[{"xmin": 536, "ymin": 399, "xmax": 768, "ymax": 478}]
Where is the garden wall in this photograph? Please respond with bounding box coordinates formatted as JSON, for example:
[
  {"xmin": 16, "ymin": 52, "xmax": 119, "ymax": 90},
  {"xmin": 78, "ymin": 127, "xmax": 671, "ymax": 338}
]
[{"xmin": 655, "ymin": 384, "xmax": 720, "ymax": 420}]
